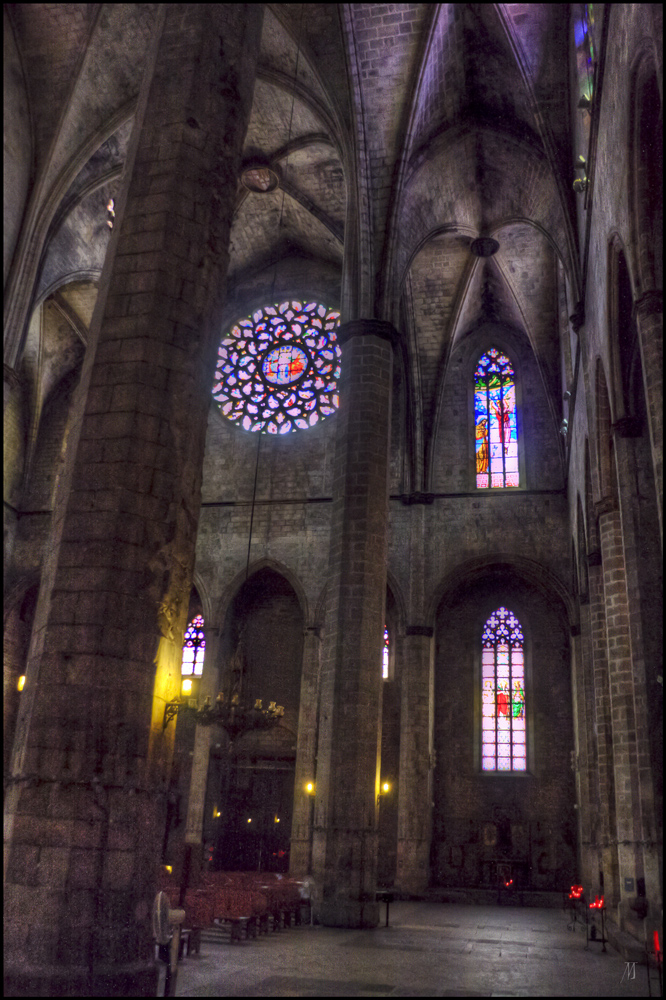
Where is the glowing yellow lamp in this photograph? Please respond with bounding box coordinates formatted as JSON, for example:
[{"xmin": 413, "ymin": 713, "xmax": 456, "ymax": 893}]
[
  {"xmin": 305, "ymin": 782, "xmax": 315, "ymax": 795},
  {"xmin": 17, "ymin": 676, "xmax": 26, "ymax": 692},
  {"xmin": 382, "ymin": 782, "xmax": 391, "ymax": 794},
  {"xmin": 181, "ymin": 677, "xmax": 193, "ymax": 696}
]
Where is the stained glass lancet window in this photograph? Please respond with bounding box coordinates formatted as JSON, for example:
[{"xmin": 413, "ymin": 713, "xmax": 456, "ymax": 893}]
[
  {"xmin": 574, "ymin": 4, "xmax": 597, "ymax": 102},
  {"xmin": 181, "ymin": 615, "xmax": 206, "ymax": 677},
  {"xmin": 213, "ymin": 300, "xmax": 341, "ymax": 434},
  {"xmin": 481, "ymin": 607, "xmax": 526, "ymax": 772},
  {"xmin": 382, "ymin": 627, "xmax": 390, "ymax": 680},
  {"xmin": 474, "ymin": 349, "xmax": 519, "ymax": 488}
]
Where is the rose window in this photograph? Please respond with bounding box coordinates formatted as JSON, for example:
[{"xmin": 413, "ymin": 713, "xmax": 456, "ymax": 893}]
[{"xmin": 213, "ymin": 300, "xmax": 341, "ymax": 434}]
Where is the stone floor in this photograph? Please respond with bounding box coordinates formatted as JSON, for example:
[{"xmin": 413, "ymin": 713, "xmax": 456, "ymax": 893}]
[{"xmin": 157, "ymin": 901, "xmax": 659, "ymax": 997}]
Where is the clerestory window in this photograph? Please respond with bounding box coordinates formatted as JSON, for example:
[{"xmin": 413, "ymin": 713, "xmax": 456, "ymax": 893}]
[
  {"xmin": 382, "ymin": 627, "xmax": 390, "ymax": 680},
  {"xmin": 213, "ymin": 300, "xmax": 341, "ymax": 434},
  {"xmin": 474, "ymin": 348, "xmax": 519, "ymax": 488}
]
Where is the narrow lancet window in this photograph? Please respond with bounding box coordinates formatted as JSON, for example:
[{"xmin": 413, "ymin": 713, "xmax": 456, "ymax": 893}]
[
  {"xmin": 475, "ymin": 349, "xmax": 519, "ymax": 488},
  {"xmin": 382, "ymin": 627, "xmax": 390, "ymax": 680},
  {"xmin": 481, "ymin": 607, "xmax": 526, "ymax": 772},
  {"xmin": 181, "ymin": 615, "xmax": 206, "ymax": 677}
]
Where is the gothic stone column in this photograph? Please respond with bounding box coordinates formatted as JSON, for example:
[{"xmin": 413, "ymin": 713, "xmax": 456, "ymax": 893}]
[
  {"xmin": 634, "ymin": 290, "xmax": 662, "ymax": 543},
  {"xmin": 291, "ymin": 625, "xmax": 322, "ymax": 875},
  {"xmin": 597, "ymin": 497, "xmax": 646, "ymax": 928},
  {"xmin": 587, "ymin": 550, "xmax": 620, "ymax": 905},
  {"xmin": 572, "ymin": 599, "xmax": 600, "ymax": 894},
  {"xmin": 181, "ymin": 626, "xmax": 221, "ymax": 879},
  {"xmin": 395, "ymin": 626, "xmax": 433, "ymax": 894},
  {"xmin": 312, "ymin": 320, "xmax": 394, "ymax": 928},
  {"xmin": 3, "ymin": 7, "xmax": 263, "ymax": 997}
]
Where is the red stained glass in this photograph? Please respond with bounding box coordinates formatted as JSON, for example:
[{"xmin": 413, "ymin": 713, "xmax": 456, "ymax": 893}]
[
  {"xmin": 475, "ymin": 349, "xmax": 519, "ymax": 489},
  {"xmin": 481, "ymin": 607, "xmax": 526, "ymax": 772},
  {"xmin": 213, "ymin": 301, "xmax": 341, "ymax": 434}
]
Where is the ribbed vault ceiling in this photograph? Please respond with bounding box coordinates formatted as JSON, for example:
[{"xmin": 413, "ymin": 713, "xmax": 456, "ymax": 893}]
[{"xmin": 7, "ymin": 3, "xmax": 576, "ymax": 483}]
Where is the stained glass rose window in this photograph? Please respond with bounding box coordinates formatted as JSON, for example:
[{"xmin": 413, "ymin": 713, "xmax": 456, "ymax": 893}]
[{"xmin": 213, "ymin": 300, "xmax": 341, "ymax": 434}]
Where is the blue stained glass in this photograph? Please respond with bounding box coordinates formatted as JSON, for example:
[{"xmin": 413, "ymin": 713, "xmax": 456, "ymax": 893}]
[
  {"xmin": 182, "ymin": 615, "xmax": 206, "ymax": 677},
  {"xmin": 213, "ymin": 300, "xmax": 341, "ymax": 433},
  {"xmin": 475, "ymin": 349, "xmax": 518, "ymax": 489}
]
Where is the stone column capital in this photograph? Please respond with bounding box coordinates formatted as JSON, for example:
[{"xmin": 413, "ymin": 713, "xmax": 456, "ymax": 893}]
[
  {"xmin": 405, "ymin": 625, "xmax": 434, "ymax": 637},
  {"xmin": 337, "ymin": 319, "xmax": 399, "ymax": 349},
  {"xmin": 569, "ymin": 301, "xmax": 585, "ymax": 334},
  {"xmin": 594, "ymin": 496, "xmax": 618, "ymax": 518},
  {"xmin": 632, "ymin": 288, "xmax": 663, "ymax": 321},
  {"xmin": 612, "ymin": 416, "xmax": 642, "ymax": 438},
  {"xmin": 4, "ymin": 363, "xmax": 22, "ymax": 389}
]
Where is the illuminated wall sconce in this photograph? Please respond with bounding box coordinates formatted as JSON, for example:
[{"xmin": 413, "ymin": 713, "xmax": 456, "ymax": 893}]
[
  {"xmin": 247, "ymin": 817, "xmax": 252, "ymax": 824},
  {"xmin": 17, "ymin": 675, "xmax": 26, "ymax": 692},
  {"xmin": 380, "ymin": 781, "xmax": 391, "ymax": 795},
  {"xmin": 305, "ymin": 782, "xmax": 315, "ymax": 795},
  {"xmin": 213, "ymin": 807, "xmax": 221, "ymax": 819},
  {"xmin": 274, "ymin": 816, "xmax": 280, "ymax": 824}
]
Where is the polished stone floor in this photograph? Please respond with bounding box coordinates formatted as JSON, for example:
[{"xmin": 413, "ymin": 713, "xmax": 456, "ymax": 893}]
[{"xmin": 159, "ymin": 901, "xmax": 657, "ymax": 997}]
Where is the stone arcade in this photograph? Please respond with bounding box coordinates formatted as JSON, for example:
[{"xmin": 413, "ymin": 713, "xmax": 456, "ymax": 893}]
[{"xmin": 3, "ymin": 4, "xmax": 662, "ymax": 996}]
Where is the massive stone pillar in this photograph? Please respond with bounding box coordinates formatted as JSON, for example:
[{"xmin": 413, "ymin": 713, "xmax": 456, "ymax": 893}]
[
  {"xmin": 290, "ymin": 624, "xmax": 322, "ymax": 874},
  {"xmin": 611, "ymin": 430, "xmax": 662, "ymax": 923},
  {"xmin": 597, "ymin": 497, "xmax": 651, "ymax": 929},
  {"xmin": 634, "ymin": 291, "xmax": 663, "ymax": 543},
  {"xmin": 3, "ymin": 6, "xmax": 263, "ymax": 996},
  {"xmin": 182, "ymin": 626, "xmax": 221, "ymax": 875},
  {"xmin": 572, "ymin": 599, "xmax": 600, "ymax": 894},
  {"xmin": 587, "ymin": 551, "xmax": 620, "ymax": 905},
  {"xmin": 312, "ymin": 320, "xmax": 394, "ymax": 927},
  {"xmin": 395, "ymin": 627, "xmax": 433, "ymax": 895}
]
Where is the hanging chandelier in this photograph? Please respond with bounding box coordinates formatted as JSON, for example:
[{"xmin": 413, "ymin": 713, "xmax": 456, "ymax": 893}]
[{"xmin": 162, "ymin": 629, "xmax": 284, "ymax": 737}]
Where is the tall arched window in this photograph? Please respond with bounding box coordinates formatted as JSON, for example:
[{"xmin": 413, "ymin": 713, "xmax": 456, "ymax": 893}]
[
  {"xmin": 382, "ymin": 627, "xmax": 390, "ymax": 680},
  {"xmin": 181, "ymin": 615, "xmax": 206, "ymax": 677},
  {"xmin": 481, "ymin": 607, "xmax": 526, "ymax": 771},
  {"xmin": 474, "ymin": 348, "xmax": 519, "ymax": 488}
]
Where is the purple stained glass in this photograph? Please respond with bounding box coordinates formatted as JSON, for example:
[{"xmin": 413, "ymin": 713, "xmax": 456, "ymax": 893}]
[
  {"xmin": 182, "ymin": 615, "xmax": 206, "ymax": 677},
  {"xmin": 475, "ymin": 349, "xmax": 518, "ymax": 489},
  {"xmin": 382, "ymin": 627, "xmax": 390, "ymax": 680},
  {"xmin": 213, "ymin": 300, "xmax": 341, "ymax": 434},
  {"xmin": 481, "ymin": 607, "xmax": 526, "ymax": 773}
]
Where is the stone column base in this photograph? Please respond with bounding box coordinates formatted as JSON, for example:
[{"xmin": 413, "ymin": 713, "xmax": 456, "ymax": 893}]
[
  {"xmin": 317, "ymin": 899, "xmax": 380, "ymax": 928},
  {"xmin": 4, "ymin": 960, "xmax": 158, "ymax": 998},
  {"xmin": 396, "ymin": 838, "xmax": 430, "ymax": 895}
]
